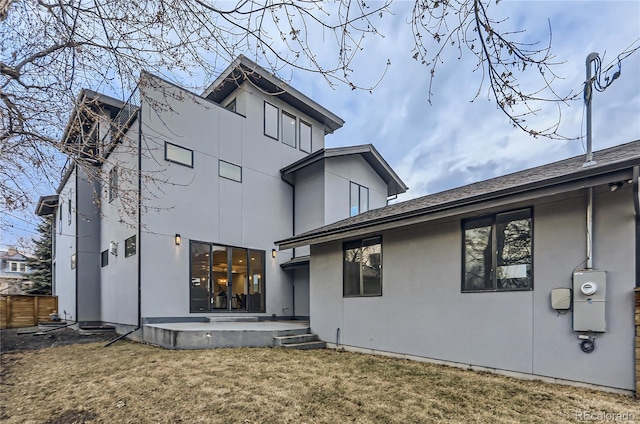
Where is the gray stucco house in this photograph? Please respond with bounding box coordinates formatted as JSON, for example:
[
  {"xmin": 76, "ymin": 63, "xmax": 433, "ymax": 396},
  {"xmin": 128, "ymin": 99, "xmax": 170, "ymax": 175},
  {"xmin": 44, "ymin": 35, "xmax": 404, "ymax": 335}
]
[
  {"xmin": 35, "ymin": 56, "xmax": 406, "ymax": 329},
  {"xmin": 35, "ymin": 54, "xmax": 639, "ymax": 394},
  {"xmin": 277, "ymin": 139, "xmax": 640, "ymax": 394}
]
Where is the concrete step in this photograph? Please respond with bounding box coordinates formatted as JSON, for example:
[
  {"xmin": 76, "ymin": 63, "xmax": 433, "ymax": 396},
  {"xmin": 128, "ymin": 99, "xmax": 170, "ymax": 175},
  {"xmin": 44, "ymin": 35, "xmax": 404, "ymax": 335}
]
[
  {"xmin": 78, "ymin": 325, "xmax": 116, "ymax": 335},
  {"xmin": 280, "ymin": 340, "xmax": 327, "ymax": 350},
  {"xmin": 274, "ymin": 333, "xmax": 325, "ymax": 350},
  {"xmin": 207, "ymin": 316, "xmax": 259, "ymax": 323}
]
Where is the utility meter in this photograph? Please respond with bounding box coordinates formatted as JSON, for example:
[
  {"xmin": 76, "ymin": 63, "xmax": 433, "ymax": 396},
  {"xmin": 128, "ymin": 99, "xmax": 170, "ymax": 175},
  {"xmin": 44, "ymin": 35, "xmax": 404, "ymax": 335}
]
[
  {"xmin": 572, "ymin": 270, "xmax": 606, "ymax": 332},
  {"xmin": 580, "ymin": 282, "xmax": 598, "ymax": 296}
]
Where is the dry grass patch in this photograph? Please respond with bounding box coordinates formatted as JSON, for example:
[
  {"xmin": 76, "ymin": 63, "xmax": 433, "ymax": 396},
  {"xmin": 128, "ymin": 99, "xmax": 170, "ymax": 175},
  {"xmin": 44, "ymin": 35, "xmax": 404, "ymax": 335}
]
[{"xmin": 1, "ymin": 341, "xmax": 638, "ymax": 423}]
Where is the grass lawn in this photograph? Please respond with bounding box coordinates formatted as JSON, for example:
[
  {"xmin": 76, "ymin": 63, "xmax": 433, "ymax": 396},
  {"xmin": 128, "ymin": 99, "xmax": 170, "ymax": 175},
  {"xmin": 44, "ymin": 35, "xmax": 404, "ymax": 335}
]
[{"xmin": 1, "ymin": 341, "xmax": 638, "ymax": 423}]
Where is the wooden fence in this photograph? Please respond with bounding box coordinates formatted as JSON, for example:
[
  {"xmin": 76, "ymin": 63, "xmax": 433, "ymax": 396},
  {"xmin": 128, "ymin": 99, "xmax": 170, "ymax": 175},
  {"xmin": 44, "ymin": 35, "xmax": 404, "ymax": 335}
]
[{"xmin": 0, "ymin": 295, "xmax": 58, "ymax": 329}]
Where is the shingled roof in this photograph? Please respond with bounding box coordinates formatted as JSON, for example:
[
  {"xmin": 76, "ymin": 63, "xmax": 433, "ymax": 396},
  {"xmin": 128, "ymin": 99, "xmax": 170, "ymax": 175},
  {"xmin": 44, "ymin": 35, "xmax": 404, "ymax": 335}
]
[{"xmin": 277, "ymin": 140, "xmax": 640, "ymax": 249}]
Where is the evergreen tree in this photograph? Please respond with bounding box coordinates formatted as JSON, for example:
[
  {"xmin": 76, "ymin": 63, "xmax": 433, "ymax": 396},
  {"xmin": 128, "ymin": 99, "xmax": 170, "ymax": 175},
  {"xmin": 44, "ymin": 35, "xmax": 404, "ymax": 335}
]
[{"xmin": 24, "ymin": 216, "xmax": 53, "ymax": 295}]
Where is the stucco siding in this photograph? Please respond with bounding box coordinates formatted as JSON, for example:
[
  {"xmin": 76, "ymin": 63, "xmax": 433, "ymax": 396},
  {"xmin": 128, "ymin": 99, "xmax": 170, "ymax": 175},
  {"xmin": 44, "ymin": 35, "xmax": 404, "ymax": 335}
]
[
  {"xmin": 309, "ymin": 186, "xmax": 636, "ymax": 390},
  {"xmin": 54, "ymin": 169, "xmax": 77, "ymax": 322}
]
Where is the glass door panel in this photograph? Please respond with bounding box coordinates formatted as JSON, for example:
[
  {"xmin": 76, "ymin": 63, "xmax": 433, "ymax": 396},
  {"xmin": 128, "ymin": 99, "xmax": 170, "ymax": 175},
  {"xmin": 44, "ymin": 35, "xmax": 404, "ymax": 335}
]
[
  {"xmin": 211, "ymin": 245, "xmax": 228, "ymax": 309},
  {"xmin": 190, "ymin": 242, "xmax": 211, "ymax": 312},
  {"xmin": 248, "ymin": 250, "xmax": 265, "ymax": 311},
  {"xmin": 230, "ymin": 247, "xmax": 248, "ymax": 310}
]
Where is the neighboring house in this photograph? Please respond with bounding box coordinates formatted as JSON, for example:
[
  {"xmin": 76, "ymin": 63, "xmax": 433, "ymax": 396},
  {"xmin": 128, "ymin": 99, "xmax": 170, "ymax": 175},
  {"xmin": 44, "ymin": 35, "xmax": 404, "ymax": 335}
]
[
  {"xmin": 277, "ymin": 140, "xmax": 640, "ymax": 393},
  {"xmin": 35, "ymin": 55, "xmax": 406, "ymax": 329},
  {"xmin": 0, "ymin": 248, "xmax": 32, "ymax": 294}
]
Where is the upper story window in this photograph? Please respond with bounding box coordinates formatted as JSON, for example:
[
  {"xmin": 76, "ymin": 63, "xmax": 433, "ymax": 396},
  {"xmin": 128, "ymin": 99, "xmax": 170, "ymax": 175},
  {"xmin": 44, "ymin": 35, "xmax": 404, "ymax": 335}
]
[
  {"xmin": 224, "ymin": 98, "xmax": 236, "ymax": 112},
  {"xmin": 108, "ymin": 166, "xmax": 118, "ymax": 202},
  {"xmin": 343, "ymin": 236, "xmax": 382, "ymax": 297},
  {"xmin": 462, "ymin": 208, "xmax": 533, "ymax": 292},
  {"xmin": 282, "ymin": 111, "xmax": 296, "ymax": 147},
  {"xmin": 219, "ymin": 160, "xmax": 242, "ymax": 182},
  {"xmin": 299, "ymin": 120, "xmax": 312, "ymax": 153},
  {"xmin": 165, "ymin": 142, "xmax": 194, "ymax": 168},
  {"xmin": 67, "ymin": 193, "xmax": 72, "ymax": 225},
  {"xmin": 9, "ymin": 262, "xmax": 27, "ymax": 273},
  {"xmin": 264, "ymin": 101, "xmax": 279, "ymax": 140},
  {"xmin": 125, "ymin": 235, "xmax": 137, "ymax": 258},
  {"xmin": 350, "ymin": 182, "xmax": 369, "ymax": 217}
]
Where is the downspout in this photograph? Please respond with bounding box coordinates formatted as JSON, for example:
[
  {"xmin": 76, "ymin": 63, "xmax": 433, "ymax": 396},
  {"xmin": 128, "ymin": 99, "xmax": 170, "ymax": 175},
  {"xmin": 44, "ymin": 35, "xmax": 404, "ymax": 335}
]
[
  {"xmin": 633, "ymin": 166, "xmax": 640, "ymax": 288},
  {"xmin": 74, "ymin": 165, "xmax": 79, "ymax": 325},
  {"xmin": 586, "ymin": 187, "xmax": 593, "ymax": 269},
  {"xmin": 281, "ymin": 178, "xmax": 296, "ymax": 319}
]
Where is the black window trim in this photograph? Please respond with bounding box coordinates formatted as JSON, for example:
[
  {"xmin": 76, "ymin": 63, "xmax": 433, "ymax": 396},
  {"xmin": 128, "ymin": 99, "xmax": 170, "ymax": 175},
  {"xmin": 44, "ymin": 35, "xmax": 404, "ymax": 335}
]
[
  {"xmin": 164, "ymin": 141, "xmax": 194, "ymax": 168},
  {"xmin": 299, "ymin": 119, "xmax": 312, "ymax": 153},
  {"xmin": 125, "ymin": 235, "xmax": 137, "ymax": 258},
  {"xmin": 281, "ymin": 110, "xmax": 297, "ymax": 148},
  {"xmin": 218, "ymin": 159, "xmax": 242, "ymax": 182},
  {"xmin": 101, "ymin": 250, "xmax": 109, "ymax": 267},
  {"xmin": 343, "ymin": 235, "xmax": 383, "ymax": 298},
  {"xmin": 108, "ymin": 166, "xmax": 118, "ymax": 203},
  {"xmin": 461, "ymin": 207, "xmax": 534, "ymax": 293},
  {"xmin": 263, "ymin": 101, "xmax": 279, "ymax": 141}
]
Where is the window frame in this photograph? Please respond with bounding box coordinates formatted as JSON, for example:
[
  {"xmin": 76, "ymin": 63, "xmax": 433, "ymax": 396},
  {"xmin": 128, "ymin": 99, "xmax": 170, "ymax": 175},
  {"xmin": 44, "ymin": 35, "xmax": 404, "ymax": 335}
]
[
  {"xmin": 219, "ymin": 160, "xmax": 242, "ymax": 182},
  {"xmin": 299, "ymin": 120, "xmax": 312, "ymax": 153},
  {"xmin": 9, "ymin": 262, "xmax": 26, "ymax": 273},
  {"xmin": 108, "ymin": 166, "xmax": 118, "ymax": 202},
  {"xmin": 264, "ymin": 101, "xmax": 279, "ymax": 140},
  {"xmin": 461, "ymin": 208, "xmax": 533, "ymax": 293},
  {"xmin": 349, "ymin": 182, "xmax": 370, "ymax": 217},
  {"xmin": 281, "ymin": 110, "xmax": 297, "ymax": 148},
  {"xmin": 165, "ymin": 141, "xmax": 194, "ymax": 168},
  {"xmin": 343, "ymin": 236, "xmax": 383, "ymax": 297},
  {"xmin": 224, "ymin": 98, "xmax": 236, "ymax": 112},
  {"xmin": 125, "ymin": 235, "xmax": 137, "ymax": 258},
  {"xmin": 101, "ymin": 250, "xmax": 109, "ymax": 267},
  {"xmin": 67, "ymin": 193, "xmax": 72, "ymax": 225}
]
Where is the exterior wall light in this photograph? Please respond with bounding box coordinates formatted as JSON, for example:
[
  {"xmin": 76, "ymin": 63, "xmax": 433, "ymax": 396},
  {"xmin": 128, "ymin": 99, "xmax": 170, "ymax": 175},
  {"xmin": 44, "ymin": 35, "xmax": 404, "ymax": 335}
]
[
  {"xmin": 175, "ymin": 234, "xmax": 181, "ymax": 245},
  {"xmin": 272, "ymin": 249, "xmax": 277, "ymax": 258}
]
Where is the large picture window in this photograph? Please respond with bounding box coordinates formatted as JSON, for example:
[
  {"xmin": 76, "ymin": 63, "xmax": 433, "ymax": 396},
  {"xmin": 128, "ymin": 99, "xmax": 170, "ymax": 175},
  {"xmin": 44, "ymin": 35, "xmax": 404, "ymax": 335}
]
[
  {"xmin": 190, "ymin": 241, "xmax": 265, "ymax": 312},
  {"xmin": 463, "ymin": 209, "xmax": 532, "ymax": 292},
  {"xmin": 343, "ymin": 236, "xmax": 382, "ymax": 297}
]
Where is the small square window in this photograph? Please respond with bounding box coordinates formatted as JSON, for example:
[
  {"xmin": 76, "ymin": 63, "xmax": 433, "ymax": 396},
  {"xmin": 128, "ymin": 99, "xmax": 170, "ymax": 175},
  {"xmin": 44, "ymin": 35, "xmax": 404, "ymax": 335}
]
[
  {"xmin": 219, "ymin": 160, "xmax": 242, "ymax": 182},
  {"xmin": 125, "ymin": 235, "xmax": 137, "ymax": 258},
  {"xmin": 165, "ymin": 142, "xmax": 194, "ymax": 168},
  {"xmin": 101, "ymin": 250, "xmax": 109, "ymax": 267}
]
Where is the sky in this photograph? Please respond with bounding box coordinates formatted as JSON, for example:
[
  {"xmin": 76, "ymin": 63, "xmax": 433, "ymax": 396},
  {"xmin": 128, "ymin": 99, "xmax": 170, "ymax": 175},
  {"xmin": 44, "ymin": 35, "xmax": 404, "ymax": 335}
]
[{"xmin": 1, "ymin": 0, "xmax": 639, "ymax": 251}]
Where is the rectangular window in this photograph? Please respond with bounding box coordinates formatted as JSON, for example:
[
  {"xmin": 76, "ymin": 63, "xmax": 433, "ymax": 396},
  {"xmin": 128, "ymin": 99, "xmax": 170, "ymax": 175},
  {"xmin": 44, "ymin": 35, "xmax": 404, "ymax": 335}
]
[
  {"xmin": 282, "ymin": 111, "xmax": 296, "ymax": 147},
  {"xmin": 67, "ymin": 193, "xmax": 72, "ymax": 225},
  {"xmin": 108, "ymin": 167, "xmax": 118, "ymax": 202},
  {"xmin": 125, "ymin": 235, "xmax": 137, "ymax": 258},
  {"xmin": 350, "ymin": 182, "xmax": 369, "ymax": 217},
  {"xmin": 299, "ymin": 120, "xmax": 312, "ymax": 153},
  {"xmin": 343, "ymin": 236, "xmax": 382, "ymax": 297},
  {"xmin": 463, "ymin": 209, "xmax": 532, "ymax": 292},
  {"xmin": 219, "ymin": 160, "xmax": 242, "ymax": 182},
  {"xmin": 165, "ymin": 142, "xmax": 194, "ymax": 168},
  {"xmin": 264, "ymin": 101, "xmax": 279, "ymax": 140},
  {"xmin": 190, "ymin": 241, "xmax": 266, "ymax": 313},
  {"xmin": 71, "ymin": 254, "xmax": 77, "ymax": 270},
  {"xmin": 101, "ymin": 250, "xmax": 109, "ymax": 267},
  {"xmin": 9, "ymin": 262, "xmax": 25, "ymax": 273}
]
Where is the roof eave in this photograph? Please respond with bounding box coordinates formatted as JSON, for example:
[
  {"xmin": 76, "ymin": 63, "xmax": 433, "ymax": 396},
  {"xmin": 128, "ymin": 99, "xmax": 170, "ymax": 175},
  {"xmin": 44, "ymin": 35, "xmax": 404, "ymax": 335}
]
[
  {"xmin": 35, "ymin": 194, "xmax": 59, "ymax": 216},
  {"xmin": 277, "ymin": 157, "xmax": 637, "ymax": 249}
]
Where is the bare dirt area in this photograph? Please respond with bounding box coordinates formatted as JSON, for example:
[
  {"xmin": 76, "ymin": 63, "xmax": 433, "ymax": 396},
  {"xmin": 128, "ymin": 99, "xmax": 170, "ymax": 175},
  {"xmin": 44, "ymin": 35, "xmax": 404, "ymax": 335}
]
[
  {"xmin": 1, "ymin": 339, "xmax": 638, "ymax": 424},
  {"xmin": 0, "ymin": 327, "xmax": 116, "ymax": 353}
]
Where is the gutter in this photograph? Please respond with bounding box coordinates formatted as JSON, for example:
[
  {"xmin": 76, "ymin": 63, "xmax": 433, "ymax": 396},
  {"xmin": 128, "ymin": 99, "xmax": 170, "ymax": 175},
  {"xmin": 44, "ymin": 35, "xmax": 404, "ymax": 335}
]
[{"xmin": 277, "ymin": 160, "xmax": 637, "ymax": 249}]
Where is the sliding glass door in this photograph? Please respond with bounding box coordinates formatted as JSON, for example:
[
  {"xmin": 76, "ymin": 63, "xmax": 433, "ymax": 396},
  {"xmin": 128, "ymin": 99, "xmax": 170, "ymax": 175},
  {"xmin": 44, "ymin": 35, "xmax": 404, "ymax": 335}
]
[{"xmin": 190, "ymin": 241, "xmax": 265, "ymax": 312}]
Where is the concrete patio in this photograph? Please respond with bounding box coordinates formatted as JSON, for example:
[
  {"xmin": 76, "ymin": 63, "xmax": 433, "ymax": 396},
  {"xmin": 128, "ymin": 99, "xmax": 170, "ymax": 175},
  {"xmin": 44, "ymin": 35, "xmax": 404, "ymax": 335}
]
[{"xmin": 141, "ymin": 320, "xmax": 315, "ymax": 349}]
